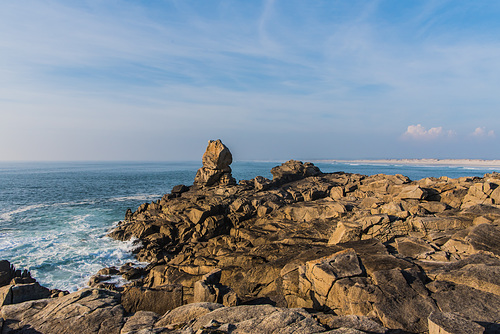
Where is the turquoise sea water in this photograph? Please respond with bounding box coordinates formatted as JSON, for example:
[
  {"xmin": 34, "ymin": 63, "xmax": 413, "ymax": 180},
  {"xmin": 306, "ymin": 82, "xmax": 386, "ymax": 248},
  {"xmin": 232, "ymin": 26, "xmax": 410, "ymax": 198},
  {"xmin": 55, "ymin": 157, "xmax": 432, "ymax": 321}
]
[{"xmin": 0, "ymin": 161, "xmax": 498, "ymax": 291}]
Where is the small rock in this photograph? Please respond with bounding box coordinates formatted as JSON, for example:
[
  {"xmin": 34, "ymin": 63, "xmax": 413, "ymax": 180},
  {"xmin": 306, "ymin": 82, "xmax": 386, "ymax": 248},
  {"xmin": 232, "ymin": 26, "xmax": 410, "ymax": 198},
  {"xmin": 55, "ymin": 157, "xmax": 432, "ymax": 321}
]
[
  {"xmin": 97, "ymin": 266, "xmax": 120, "ymax": 276},
  {"xmin": 88, "ymin": 275, "xmax": 112, "ymax": 287},
  {"xmin": 254, "ymin": 176, "xmax": 272, "ymax": 191},
  {"xmin": 396, "ymin": 237, "xmax": 436, "ymax": 258},
  {"xmin": 172, "ymin": 184, "xmax": 189, "ymax": 194},
  {"xmin": 398, "ymin": 185, "xmax": 427, "ymax": 200}
]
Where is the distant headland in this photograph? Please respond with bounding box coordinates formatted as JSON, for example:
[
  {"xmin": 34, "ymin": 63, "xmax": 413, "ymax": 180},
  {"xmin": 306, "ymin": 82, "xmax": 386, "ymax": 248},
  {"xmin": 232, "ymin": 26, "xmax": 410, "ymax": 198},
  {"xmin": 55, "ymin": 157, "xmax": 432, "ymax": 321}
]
[{"xmin": 324, "ymin": 158, "xmax": 500, "ymax": 168}]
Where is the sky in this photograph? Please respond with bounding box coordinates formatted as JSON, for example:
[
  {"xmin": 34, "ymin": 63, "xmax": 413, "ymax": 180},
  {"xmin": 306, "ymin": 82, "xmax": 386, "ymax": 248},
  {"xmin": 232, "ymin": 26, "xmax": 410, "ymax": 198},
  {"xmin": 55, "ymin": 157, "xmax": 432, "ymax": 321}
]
[{"xmin": 1, "ymin": 0, "xmax": 500, "ymax": 161}]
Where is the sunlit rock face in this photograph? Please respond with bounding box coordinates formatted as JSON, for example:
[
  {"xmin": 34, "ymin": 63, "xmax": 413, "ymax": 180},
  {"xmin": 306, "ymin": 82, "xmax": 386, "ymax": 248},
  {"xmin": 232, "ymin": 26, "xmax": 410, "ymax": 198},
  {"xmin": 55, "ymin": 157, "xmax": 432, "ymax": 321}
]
[{"xmin": 194, "ymin": 139, "xmax": 236, "ymax": 187}]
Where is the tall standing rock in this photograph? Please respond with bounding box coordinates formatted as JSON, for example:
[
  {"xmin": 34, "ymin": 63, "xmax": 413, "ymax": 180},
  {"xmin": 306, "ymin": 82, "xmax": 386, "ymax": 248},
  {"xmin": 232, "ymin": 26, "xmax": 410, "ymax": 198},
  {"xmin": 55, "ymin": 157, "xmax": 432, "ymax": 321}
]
[{"xmin": 194, "ymin": 140, "xmax": 236, "ymax": 187}]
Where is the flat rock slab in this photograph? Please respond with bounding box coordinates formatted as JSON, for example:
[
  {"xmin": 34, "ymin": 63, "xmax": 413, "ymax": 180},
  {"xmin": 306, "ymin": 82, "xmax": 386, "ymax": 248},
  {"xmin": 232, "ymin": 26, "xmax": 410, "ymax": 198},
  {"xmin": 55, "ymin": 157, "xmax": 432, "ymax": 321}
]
[
  {"xmin": 465, "ymin": 223, "xmax": 500, "ymax": 255},
  {"xmin": 358, "ymin": 254, "xmax": 415, "ymax": 276},
  {"xmin": 370, "ymin": 269, "xmax": 438, "ymax": 333},
  {"xmin": 436, "ymin": 263, "xmax": 500, "ymax": 296},
  {"xmin": 121, "ymin": 284, "xmax": 183, "ymax": 315},
  {"xmin": 1, "ymin": 289, "xmax": 125, "ymax": 334},
  {"xmin": 427, "ymin": 280, "xmax": 500, "ymax": 330},
  {"xmin": 191, "ymin": 304, "xmax": 325, "ymax": 333},
  {"xmin": 305, "ymin": 248, "xmax": 362, "ymax": 298},
  {"xmin": 322, "ymin": 329, "xmax": 368, "ymax": 334},
  {"xmin": 429, "ymin": 252, "xmax": 500, "ymax": 296},
  {"xmin": 0, "ymin": 282, "xmax": 50, "ymax": 307},
  {"xmin": 155, "ymin": 302, "xmax": 225, "ymax": 328},
  {"xmin": 326, "ymin": 314, "xmax": 387, "ymax": 333},
  {"xmin": 428, "ymin": 311, "xmax": 484, "ymax": 334},
  {"xmin": 396, "ymin": 236, "xmax": 436, "ymax": 258}
]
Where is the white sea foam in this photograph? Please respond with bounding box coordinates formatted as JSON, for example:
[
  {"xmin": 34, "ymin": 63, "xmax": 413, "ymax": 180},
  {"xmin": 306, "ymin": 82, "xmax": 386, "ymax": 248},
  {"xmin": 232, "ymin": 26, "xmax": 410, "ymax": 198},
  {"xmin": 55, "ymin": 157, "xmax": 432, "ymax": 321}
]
[
  {"xmin": 0, "ymin": 201, "xmax": 99, "ymax": 222},
  {"xmin": 417, "ymin": 165, "xmax": 443, "ymax": 168},
  {"xmin": 1, "ymin": 211, "xmax": 143, "ymax": 291},
  {"xmin": 107, "ymin": 194, "xmax": 161, "ymax": 202},
  {"xmin": 0, "ymin": 195, "xmax": 158, "ymax": 223},
  {"xmin": 0, "ymin": 204, "xmax": 48, "ymax": 222},
  {"xmin": 52, "ymin": 199, "xmax": 96, "ymax": 207},
  {"xmin": 0, "ymin": 162, "xmax": 195, "ymax": 291},
  {"xmin": 462, "ymin": 167, "xmax": 484, "ymax": 171},
  {"xmin": 15, "ymin": 236, "xmax": 140, "ymax": 291}
]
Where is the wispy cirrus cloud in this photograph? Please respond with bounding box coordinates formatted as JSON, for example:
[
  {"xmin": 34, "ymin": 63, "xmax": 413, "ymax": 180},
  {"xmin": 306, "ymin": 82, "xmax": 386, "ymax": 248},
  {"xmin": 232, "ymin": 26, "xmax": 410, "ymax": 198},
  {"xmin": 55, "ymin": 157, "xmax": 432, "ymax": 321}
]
[{"xmin": 1, "ymin": 1, "xmax": 500, "ymax": 160}]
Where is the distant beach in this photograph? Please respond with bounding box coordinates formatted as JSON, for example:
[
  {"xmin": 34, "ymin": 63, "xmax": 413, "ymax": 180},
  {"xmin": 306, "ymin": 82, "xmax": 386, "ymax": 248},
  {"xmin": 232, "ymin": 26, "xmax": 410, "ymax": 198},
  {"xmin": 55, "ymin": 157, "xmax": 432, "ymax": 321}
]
[{"xmin": 323, "ymin": 159, "xmax": 500, "ymax": 168}]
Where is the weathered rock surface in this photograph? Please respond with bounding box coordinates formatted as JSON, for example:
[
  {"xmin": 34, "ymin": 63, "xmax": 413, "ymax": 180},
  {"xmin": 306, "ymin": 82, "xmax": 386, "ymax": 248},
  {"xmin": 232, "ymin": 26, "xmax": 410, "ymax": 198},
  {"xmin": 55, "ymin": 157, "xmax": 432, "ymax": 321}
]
[
  {"xmin": 120, "ymin": 310, "xmax": 158, "ymax": 334},
  {"xmin": 319, "ymin": 314, "xmax": 388, "ymax": 333},
  {"xmin": 4, "ymin": 141, "xmax": 500, "ymax": 334},
  {"xmin": 190, "ymin": 304, "xmax": 325, "ymax": 333},
  {"xmin": 154, "ymin": 302, "xmax": 224, "ymax": 328},
  {"xmin": 0, "ymin": 261, "xmax": 52, "ymax": 308},
  {"xmin": 428, "ymin": 311, "xmax": 485, "ymax": 334},
  {"xmin": 0, "ymin": 289, "xmax": 363, "ymax": 334},
  {"xmin": 101, "ymin": 142, "xmax": 500, "ymax": 333},
  {"xmin": 193, "ymin": 139, "xmax": 236, "ymax": 187},
  {"xmin": 1, "ymin": 289, "xmax": 125, "ymax": 334},
  {"xmin": 192, "ymin": 269, "xmax": 238, "ymax": 306},
  {"xmin": 121, "ymin": 284, "xmax": 183, "ymax": 314}
]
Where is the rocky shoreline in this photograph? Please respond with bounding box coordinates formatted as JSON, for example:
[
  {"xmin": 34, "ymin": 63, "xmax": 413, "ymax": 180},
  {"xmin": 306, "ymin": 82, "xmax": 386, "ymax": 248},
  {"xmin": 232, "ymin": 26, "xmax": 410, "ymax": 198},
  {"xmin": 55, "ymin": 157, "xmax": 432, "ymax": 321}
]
[{"xmin": 2, "ymin": 140, "xmax": 500, "ymax": 333}]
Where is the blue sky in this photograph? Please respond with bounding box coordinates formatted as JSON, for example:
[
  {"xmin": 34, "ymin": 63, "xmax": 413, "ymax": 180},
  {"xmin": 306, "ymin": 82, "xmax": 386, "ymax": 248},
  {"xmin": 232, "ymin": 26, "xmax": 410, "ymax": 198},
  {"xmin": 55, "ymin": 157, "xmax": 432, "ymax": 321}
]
[{"xmin": 1, "ymin": 0, "xmax": 499, "ymax": 161}]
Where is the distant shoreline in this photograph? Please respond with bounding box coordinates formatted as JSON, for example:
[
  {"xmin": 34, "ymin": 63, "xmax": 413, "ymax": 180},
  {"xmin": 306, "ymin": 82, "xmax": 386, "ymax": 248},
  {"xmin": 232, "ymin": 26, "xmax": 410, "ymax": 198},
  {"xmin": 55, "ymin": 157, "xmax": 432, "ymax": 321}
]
[{"xmin": 317, "ymin": 159, "xmax": 500, "ymax": 168}]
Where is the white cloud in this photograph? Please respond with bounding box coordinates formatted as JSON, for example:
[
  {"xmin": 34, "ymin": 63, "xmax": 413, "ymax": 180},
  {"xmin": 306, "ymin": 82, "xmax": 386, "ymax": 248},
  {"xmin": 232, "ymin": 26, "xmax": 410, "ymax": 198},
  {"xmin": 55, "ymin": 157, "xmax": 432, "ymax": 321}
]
[
  {"xmin": 471, "ymin": 127, "xmax": 496, "ymax": 138},
  {"xmin": 402, "ymin": 124, "xmax": 455, "ymax": 140}
]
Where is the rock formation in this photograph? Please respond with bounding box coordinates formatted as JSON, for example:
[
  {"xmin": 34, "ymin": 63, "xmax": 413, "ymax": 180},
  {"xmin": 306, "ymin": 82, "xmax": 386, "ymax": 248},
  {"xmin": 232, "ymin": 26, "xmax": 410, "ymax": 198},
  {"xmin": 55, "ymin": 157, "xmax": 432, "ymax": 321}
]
[
  {"xmin": 3, "ymin": 141, "xmax": 500, "ymax": 333},
  {"xmin": 193, "ymin": 139, "xmax": 236, "ymax": 187},
  {"xmin": 0, "ymin": 260, "xmax": 57, "ymax": 308}
]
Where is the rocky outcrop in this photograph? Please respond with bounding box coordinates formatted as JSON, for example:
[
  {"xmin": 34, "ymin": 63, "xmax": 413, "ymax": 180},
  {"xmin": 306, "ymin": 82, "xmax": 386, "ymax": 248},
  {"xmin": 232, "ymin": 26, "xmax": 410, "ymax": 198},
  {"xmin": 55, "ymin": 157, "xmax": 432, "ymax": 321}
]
[
  {"xmin": 0, "ymin": 261, "xmax": 55, "ymax": 308},
  {"xmin": 100, "ymin": 141, "xmax": 500, "ymax": 333},
  {"xmin": 0, "ymin": 291, "xmax": 355, "ymax": 334},
  {"xmin": 193, "ymin": 139, "xmax": 236, "ymax": 187},
  {"xmin": 1, "ymin": 288, "xmax": 125, "ymax": 334},
  {"xmin": 4, "ymin": 141, "xmax": 500, "ymax": 333}
]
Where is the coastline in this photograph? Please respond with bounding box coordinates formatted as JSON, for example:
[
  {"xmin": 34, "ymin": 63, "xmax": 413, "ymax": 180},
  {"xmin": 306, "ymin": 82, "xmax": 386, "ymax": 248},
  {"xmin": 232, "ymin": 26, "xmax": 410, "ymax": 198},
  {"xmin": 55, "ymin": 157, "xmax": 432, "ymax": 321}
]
[
  {"xmin": 320, "ymin": 159, "xmax": 500, "ymax": 168},
  {"xmin": 3, "ymin": 147, "xmax": 500, "ymax": 333}
]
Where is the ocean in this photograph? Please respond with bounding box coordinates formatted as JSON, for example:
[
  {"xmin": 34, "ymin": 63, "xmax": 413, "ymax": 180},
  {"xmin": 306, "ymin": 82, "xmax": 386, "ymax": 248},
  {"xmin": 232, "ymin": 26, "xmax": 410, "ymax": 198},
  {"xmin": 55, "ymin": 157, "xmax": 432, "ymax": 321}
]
[{"xmin": 1, "ymin": 160, "xmax": 498, "ymax": 292}]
